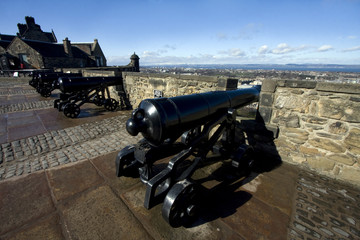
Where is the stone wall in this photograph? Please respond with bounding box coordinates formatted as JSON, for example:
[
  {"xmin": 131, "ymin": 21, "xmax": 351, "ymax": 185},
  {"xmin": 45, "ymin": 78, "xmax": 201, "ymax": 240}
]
[
  {"xmin": 122, "ymin": 72, "xmax": 238, "ymax": 107},
  {"xmin": 259, "ymin": 79, "xmax": 360, "ymax": 186}
]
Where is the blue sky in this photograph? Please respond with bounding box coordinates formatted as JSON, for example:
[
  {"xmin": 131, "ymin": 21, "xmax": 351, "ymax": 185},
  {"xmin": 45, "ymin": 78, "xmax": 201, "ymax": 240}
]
[{"xmin": 1, "ymin": 0, "xmax": 360, "ymax": 65}]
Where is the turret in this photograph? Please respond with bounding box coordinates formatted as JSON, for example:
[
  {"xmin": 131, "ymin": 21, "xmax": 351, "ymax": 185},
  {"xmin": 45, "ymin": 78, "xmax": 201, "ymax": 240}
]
[{"xmin": 130, "ymin": 52, "xmax": 140, "ymax": 72}]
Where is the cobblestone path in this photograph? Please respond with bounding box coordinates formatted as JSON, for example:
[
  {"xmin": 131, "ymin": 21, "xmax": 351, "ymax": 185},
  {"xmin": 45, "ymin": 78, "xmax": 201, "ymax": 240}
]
[
  {"xmin": 288, "ymin": 170, "xmax": 360, "ymax": 239},
  {"xmin": 0, "ymin": 100, "xmax": 54, "ymax": 114},
  {"xmin": 0, "ymin": 114, "xmax": 142, "ymax": 180},
  {"xmin": 0, "ymin": 78, "xmax": 54, "ymax": 114}
]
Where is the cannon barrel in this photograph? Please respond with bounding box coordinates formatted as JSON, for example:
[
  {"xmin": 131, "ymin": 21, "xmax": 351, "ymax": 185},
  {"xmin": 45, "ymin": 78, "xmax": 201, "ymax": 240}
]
[
  {"xmin": 58, "ymin": 76, "xmax": 122, "ymax": 93},
  {"xmin": 126, "ymin": 86, "xmax": 261, "ymax": 146},
  {"xmin": 38, "ymin": 72, "xmax": 82, "ymax": 84}
]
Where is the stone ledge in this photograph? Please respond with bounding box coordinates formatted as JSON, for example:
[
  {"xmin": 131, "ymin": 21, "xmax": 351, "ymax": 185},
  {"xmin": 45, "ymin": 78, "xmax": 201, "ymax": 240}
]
[
  {"xmin": 316, "ymin": 82, "xmax": 360, "ymax": 94},
  {"xmin": 282, "ymin": 80, "xmax": 317, "ymax": 89}
]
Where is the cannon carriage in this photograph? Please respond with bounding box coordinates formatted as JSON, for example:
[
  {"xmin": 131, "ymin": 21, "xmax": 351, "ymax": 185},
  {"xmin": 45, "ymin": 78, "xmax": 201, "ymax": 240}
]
[
  {"xmin": 115, "ymin": 86, "xmax": 262, "ymax": 227},
  {"xmin": 54, "ymin": 76, "xmax": 122, "ymax": 118}
]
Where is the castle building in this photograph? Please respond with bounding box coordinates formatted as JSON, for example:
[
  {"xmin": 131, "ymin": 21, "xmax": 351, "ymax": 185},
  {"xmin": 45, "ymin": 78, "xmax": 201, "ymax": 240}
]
[{"xmin": 0, "ymin": 16, "xmax": 107, "ymax": 70}]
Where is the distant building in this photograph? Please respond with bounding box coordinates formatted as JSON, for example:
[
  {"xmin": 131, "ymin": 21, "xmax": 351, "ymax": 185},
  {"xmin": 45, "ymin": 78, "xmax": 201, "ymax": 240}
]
[{"xmin": 0, "ymin": 16, "xmax": 107, "ymax": 70}]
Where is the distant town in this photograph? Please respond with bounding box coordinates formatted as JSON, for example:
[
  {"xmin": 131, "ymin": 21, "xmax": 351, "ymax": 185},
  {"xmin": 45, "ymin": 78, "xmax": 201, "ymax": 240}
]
[{"xmin": 141, "ymin": 64, "xmax": 360, "ymax": 84}]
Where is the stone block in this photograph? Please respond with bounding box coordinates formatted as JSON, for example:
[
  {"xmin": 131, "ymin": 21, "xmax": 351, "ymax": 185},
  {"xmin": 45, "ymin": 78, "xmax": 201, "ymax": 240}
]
[
  {"xmin": 328, "ymin": 154, "xmax": 356, "ymax": 166},
  {"xmin": 261, "ymin": 79, "xmax": 277, "ymax": 92},
  {"xmin": 274, "ymin": 137, "xmax": 298, "ymax": 151},
  {"xmin": 217, "ymin": 77, "xmax": 238, "ymax": 90},
  {"xmin": 306, "ymin": 156, "xmax": 335, "ymax": 171},
  {"xmin": 344, "ymin": 128, "xmax": 360, "ymax": 155},
  {"xmin": 257, "ymin": 106, "xmax": 272, "ymax": 123},
  {"xmin": 274, "ymin": 94, "xmax": 311, "ymax": 112},
  {"xmin": 283, "ymin": 128, "xmax": 309, "ymax": 144},
  {"xmin": 317, "ymin": 82, "xmax": 360, "ymax": 94},
  {"xmin": 260, "ymin": 93, "xmax": 274, "ymax": 107},
  {"xmin": 284, "ymin": 80, "xmax": 317, "ymax": 89},
  {"xmin": 272, "ymin": 111, "xmax": 300, "ymax": 128},
  {"xmin": 301, "ymin": 116, "xmax": 328, "ymax": 125},
  {"xmin": 337, "ymin": 166, "xmax": 360, "ymax": 186},
  {"xmin": 318, "ymin": 98, "xmax": 360, "ymax": 123},
  {"xmin": 299, "ymin": 146, "xmax": 320, "ymax": 155},
  {"xmin": 308, "ymin": 138, "xmax": 346, "ymax": 153}
]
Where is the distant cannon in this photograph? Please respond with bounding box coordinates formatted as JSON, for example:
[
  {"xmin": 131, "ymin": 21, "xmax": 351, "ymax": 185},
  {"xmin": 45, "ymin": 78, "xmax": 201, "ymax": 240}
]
[
  {"xmin": 54, "ymin": 76, "xmax": 122, "ymax": 118},
  {"xmin": 29, "ymin": 72, "xmax": 82, "ymax": 97},
  {"xmin": 115, "ymin": 86, "xmax": 261, "ymax": 227}
]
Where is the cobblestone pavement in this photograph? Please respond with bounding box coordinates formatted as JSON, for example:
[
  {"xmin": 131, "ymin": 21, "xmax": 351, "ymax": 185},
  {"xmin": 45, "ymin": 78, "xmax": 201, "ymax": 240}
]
[
  {"xmin": 0, "ymin": 114, "xmax": 142, "ymax": 180},
  {"xmin": 288, "ymin": 170, "xmax": 360, "ymax": 239}
]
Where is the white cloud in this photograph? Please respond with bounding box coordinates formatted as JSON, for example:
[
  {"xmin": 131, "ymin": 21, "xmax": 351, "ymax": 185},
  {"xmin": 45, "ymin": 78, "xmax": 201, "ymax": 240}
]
[
  {"xmin": 218, "ymin": 48, "xmax": 246, "ymax": 57},
  {"xmin": 342, "ymin": 46, "xmax": 360, "ymax": 52},
  {"xmin": 258, "ymin": 45, "xmax": 269, "ymax": 54},
  {"xmin": 143, "ymin": 51, "xmax": 160, "ymax": 57},
  {"xmin": 317, "ymin": 45, "xmax": 333, "ymax": 52},
  {"xmin": 271, "ymin": 43, "xmax": 294, "ymax": 54},
  {"xmin": 270, "ymin": 43, "xmax": 309, "ymax": 54}
]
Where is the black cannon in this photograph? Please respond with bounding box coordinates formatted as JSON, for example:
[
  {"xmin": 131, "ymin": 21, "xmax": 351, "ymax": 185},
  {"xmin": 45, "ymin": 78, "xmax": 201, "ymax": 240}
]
[
  {"xmin": 54, "ymin": 76, "xmax": 122, "ymax": 118},
  {"xmin": 29, "ymin": 70, "xmax": 53, "ymax": 89},
  {"xmin": 116, "ymin": 86, "xmax": 261, "ymax": 227},
  {"xmin": 29, "ymin": 72, "xmax": 82, "ymax": 97}
]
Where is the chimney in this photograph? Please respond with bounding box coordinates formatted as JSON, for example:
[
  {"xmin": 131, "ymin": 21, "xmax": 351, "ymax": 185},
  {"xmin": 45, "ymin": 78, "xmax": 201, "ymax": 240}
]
[
  {"xmin": 25, "ymin": 16, "xmax": 35, "ymax": 26},
  {"xmin": 63, "ymin": 37, "xmax": 73, "ymax": 57},
  {"xmin": 91, "ymin": 38, "xmax": 98, "ymax": 52}
]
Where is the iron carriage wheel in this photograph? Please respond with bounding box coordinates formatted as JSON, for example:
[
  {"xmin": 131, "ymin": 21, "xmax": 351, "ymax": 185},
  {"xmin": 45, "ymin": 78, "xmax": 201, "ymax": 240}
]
[
  {"xmin": 63, "ymin": 103, "xmax": 80, "ymax": 118},
  {"xmin": 104, "ymin": 98, "xmax": 119, "ymax": 111},
  {"xmin": 162, "ymin": 179, "xmax": 201, "ymax": 227}
]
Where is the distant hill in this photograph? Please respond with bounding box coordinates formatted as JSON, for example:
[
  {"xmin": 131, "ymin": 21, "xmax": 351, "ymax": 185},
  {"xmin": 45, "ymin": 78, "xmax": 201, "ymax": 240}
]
[{"xmin": 143, "ymin": 64, "xmax": 360, "ymax": 72}]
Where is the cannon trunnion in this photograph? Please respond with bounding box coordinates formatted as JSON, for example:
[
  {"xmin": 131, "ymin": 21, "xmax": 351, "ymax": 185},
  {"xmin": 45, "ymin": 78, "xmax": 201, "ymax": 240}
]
[
  {"xmin": 116, "ymin": 86, "xmax": 261, "ymax": 227},
  {"xmin": 54, "ymin": 76, "xmax": 122, "ymax": 118}
]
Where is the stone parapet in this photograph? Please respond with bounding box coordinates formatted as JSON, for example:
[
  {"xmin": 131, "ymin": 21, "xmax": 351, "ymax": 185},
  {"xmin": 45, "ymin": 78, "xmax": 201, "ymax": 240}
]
[
  {"xmin": 122, "ymin": 72, "xmax": 238, "ymax": 108},
  {"xmin": 262, "ymin": 79, "xmax": 360, "ymax": 186}
]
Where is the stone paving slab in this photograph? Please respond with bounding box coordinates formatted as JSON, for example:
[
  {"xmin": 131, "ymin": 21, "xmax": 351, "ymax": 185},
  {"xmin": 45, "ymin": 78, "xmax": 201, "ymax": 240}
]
[
  {"xmin": 0, "ymin": 172, "xmax": 56, "ymax": 236},
  {"xmin": 46, "ymin": 161, "xmax": 105, "ymax": 202},
  {"xmin": 2, "ymin": 214, "xmax": 63, "ymax": 240},
  {"xmin": 58, "ymin": 185, "xmax": 153, "ymax": 240}
]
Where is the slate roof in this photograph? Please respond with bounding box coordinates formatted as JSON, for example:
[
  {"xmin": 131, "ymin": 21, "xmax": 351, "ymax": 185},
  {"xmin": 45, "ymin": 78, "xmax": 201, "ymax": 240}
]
[
  {"xmin": 0, "ymin": 40, "xmax": 11, "ymax": 49},
  {"xmin": 21, "ymin": 39, "xmax": 89, "ymax": 58},
  {"xmin": 0, "ymin": 34, "xmax": 16, "ymax": 41}
]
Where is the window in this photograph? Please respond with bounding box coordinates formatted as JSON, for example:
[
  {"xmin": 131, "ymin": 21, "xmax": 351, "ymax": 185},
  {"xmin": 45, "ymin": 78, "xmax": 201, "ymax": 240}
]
[{"xmin": 19, "ymin": 54, "xmax": 29, "ymax": 64}]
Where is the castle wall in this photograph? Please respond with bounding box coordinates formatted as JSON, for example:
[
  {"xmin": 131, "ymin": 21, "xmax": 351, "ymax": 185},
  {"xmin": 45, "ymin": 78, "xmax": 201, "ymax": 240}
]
[{"xmin": 259, "ymin": 79, "xmax": 360, "ymax": 185}]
